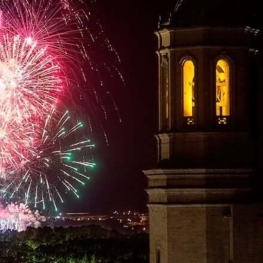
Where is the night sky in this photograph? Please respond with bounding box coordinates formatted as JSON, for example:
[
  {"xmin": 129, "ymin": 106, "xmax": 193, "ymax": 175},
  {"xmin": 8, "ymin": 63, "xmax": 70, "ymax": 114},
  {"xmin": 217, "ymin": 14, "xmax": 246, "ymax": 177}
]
[
  {"xmin": 60, "ymin": 0, "xmax": 263, "ymax": 215},
  {"xmin": 61, "ymin": 0, "xmax": 174, "ymax": 214}
]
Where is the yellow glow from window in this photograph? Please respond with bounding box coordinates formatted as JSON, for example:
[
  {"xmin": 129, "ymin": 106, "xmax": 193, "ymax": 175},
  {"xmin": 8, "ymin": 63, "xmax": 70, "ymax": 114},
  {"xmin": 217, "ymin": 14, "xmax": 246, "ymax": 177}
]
[
  {"xmin": 216, "ymin": 59, "xmax": 230, "ymax": 116},
  {"xmin": 183, "ymin": 60, "xmax": 195, "ymax": 117}
]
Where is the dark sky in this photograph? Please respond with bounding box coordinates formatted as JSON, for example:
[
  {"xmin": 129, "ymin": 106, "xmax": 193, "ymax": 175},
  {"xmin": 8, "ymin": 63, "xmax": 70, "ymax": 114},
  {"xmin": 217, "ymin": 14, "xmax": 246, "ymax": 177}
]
[
  {"xmin": 58, "ymin": 0, "xmax": 262, "ymax": 215},
  {"xmin": 61, "ymin": 0, "xmax": 174, "ymax": 214},
  {"xmin": 59, "ymin": 0, "xmax": 263, "ymax": 215}
]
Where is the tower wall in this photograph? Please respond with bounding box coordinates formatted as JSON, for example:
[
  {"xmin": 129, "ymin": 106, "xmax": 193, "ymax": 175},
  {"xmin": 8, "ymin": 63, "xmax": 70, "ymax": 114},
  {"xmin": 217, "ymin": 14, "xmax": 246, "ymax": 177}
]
[
  {"xmin": 145, "ymin": 169, "xmax": 263, "ymax": 263},
  {"xmin": 148, "ymin": 203, "xmax": 263, "ymax": 263},
  {"xmin": 155, "ymin": 27, "xmax": 255, "ymax": 168},
  {"xmin": 144, "ymin": 4, "xmax": 262, "ymax": 263}
]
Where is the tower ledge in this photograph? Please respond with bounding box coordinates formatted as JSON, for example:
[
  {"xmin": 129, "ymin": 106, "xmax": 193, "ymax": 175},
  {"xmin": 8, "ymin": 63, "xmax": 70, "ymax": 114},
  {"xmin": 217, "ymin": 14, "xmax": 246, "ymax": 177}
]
[{"xmin": 144, "ymin": 168, "xmax": 254, "ymax": 204}]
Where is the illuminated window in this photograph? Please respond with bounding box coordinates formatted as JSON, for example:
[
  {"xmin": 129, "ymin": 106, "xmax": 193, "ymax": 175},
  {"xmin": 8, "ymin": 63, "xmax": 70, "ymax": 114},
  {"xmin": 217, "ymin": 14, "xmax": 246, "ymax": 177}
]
[
  {"xmin": 183, "ymin": 60, "xmax": 195, "ymax": 118},
  {"xmin": 216, "ymin": 59, "xmax": 230, "ymax": 117},
  {"xmin": 161, "ymin": 55, "xmax": 169, "ymax": 129}
]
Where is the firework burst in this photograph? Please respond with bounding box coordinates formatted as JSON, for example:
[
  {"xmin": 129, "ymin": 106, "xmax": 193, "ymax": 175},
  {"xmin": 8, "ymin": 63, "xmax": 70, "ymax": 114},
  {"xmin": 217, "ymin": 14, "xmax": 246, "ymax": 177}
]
[
  {"xmin": 0, "ymin": 34, "xmax": 62, "ymax": 171},
  {"xmin": 1, "ymin": 108, "xmax": 95, "ymax": 211},
  {"xmin": 0, "ymin": 0, "xmax": 122, "ymax": 130},
  {"xmin": 0, "ymin": 0, "xmax": 121, "ymax": 212}
]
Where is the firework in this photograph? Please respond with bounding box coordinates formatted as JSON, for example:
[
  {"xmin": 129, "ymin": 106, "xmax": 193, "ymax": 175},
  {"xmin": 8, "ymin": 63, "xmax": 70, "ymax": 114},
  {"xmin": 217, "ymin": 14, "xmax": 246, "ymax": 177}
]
[
  {"xmin": 1, "ymin": 108, "xmax": 96, "ymax": 211},
  {"xmin": 0, "ymin": 0, "xmax": 122, "ymax": 138},
  {"xmin": 0, "ymin": 0, "xmax": 121, "ymax": 212},
  {"xmin": 0, "ymin": 202, "xmax": 45, "ymax": 232},
  {"xmin": 0, "ymin": 34, "xmax": 62, "ymax": 173}
]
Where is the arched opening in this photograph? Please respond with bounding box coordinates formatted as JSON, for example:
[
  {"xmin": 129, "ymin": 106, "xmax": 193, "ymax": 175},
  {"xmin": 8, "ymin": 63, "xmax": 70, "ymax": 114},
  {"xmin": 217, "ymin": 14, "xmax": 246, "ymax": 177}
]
[
  {"xmin": 216, "ymin": 59, "xmax": 230, "ymax": 121},
  {"xmin": 183, "ymin": 60, "xmax": 195, "ymax": 124}
]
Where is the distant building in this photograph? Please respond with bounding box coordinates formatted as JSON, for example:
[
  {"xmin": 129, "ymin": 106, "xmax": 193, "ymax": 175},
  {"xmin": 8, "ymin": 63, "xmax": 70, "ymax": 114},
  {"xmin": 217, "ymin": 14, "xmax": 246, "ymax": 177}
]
[{"xmin": 143, "ymin": 1, "xmax": 263, "ymax": 263}]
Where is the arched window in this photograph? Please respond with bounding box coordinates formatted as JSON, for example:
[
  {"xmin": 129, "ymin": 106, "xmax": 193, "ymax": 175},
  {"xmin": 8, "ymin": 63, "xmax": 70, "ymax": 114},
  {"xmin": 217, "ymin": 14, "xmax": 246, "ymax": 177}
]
[
  {"xmin": 183, "ymin": 60, "xmax": 195, "ymax": 124},
  {"xmin": 216, "ymin": 59, "xmax": 230, "ymax": 123}
]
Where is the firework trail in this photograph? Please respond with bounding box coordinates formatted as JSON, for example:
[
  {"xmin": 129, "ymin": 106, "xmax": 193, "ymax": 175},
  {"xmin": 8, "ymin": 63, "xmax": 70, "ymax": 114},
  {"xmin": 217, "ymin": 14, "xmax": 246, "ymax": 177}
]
[{"xmin": 0, "ymin": 0, "xmax": 121, "ymax": 212}]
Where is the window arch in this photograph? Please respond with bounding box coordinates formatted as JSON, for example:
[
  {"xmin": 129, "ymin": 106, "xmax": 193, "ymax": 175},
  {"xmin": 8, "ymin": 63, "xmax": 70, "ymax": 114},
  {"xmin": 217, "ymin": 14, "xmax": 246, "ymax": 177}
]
[
  {"xmin": 216, "ymin": 59, "xmax": 230, "ymax": 118},
  {"xmin": 183, "ymin": 60, "xmax": 195, "ymax": 119}
]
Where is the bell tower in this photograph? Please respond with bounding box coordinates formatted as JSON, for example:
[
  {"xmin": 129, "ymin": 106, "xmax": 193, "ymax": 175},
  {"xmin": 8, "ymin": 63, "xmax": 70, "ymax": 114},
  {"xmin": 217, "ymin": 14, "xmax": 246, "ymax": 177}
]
[{"xmin": 143, "ymin": 1, "xmax": 263, "ymax": 263}]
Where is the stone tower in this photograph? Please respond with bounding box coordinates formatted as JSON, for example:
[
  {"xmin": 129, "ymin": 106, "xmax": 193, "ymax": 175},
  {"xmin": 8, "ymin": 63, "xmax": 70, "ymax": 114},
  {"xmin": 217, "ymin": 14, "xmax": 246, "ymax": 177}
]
[{"xmin": 143, "ymin": 1, "xmax": 263, "ymax": 263}]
